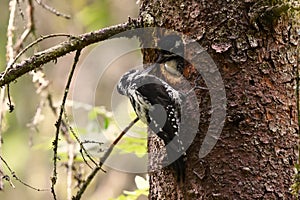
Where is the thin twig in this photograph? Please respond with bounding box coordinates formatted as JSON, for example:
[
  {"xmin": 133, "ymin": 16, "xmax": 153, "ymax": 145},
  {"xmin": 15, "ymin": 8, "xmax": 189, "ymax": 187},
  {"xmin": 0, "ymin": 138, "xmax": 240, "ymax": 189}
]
[
  {"xmin": 78, "ymin": 149, "xmax": 93, "ymax": 170},
  {"xmin": 0, "ymin": 155, "xmax": 49, "ymax": 191},
  {"xmin": 82, "ymin": 140, "xmax": 104, "ymax": 145},
  {"xmin": 100, "ymin": 117, "xmax": 139, "ymax": 165},
  {"xmin": 35, "ymin": 0, "xmax": 71, "ymax": 19},
  {"xmin": 14, "ymin": 0, "xmax": 36, "ymax": 53},
  {"xmin": 51, "ymin": 50, "xmax": 82, "ymax": 200},
  {"xmin": 69, "ymin": 128, "xmax": 99, "ymax": 169},
  {"xmin": 6, "ymin": 85, "xmax": 14, "ymax": 113},
  {"xmin": 63, "ymin": 111, "xmax": 99, "ymax": 169},
  {"xmin": 7, "ymin": 33, "xmax": 73, "ymax": 75},
  {"xmin": 72, "ymin": 117, "xmax": 139, "ymax": 200}
]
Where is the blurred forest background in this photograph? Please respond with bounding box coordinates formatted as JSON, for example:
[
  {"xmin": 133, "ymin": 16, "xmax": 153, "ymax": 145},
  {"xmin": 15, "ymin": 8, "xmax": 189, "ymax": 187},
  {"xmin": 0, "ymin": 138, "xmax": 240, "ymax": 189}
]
[{"xmin": 0, "ymin": 0, "xmax": 150, "ymax": 199}]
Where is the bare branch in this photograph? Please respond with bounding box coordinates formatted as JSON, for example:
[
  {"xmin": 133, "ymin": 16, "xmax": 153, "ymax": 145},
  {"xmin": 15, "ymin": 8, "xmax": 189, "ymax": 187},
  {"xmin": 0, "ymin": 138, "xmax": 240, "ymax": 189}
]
[
  {"xmin": 35, "ymin": 0, "xmax": 71, "ymax": 19},
  {"xmin": 0, "ymin": 19, "xmax": 144, "ymax": 87},
  {"xmin": 0, "ymin": 155, "xmax": 49, "ymax": 191},
  {"xmin": 14, "ymin": 0, "xmax": 36, "ymax": 53},
  {"xmin": 10, "ymin": 33, "xmax": 72, "ymax": 70},
  {"xmin": 64, "ymin": 115, "xmax": 99, "ymax": 169},
  {"xmin": 51, "ymin": 50, "xmax": 82, "ymax": 200}
]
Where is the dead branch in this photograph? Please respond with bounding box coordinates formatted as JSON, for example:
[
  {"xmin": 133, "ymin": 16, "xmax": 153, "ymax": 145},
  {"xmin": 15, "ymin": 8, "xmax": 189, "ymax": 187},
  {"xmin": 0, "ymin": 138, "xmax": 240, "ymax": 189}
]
[{"xmin": 0, "ymin": 18, "xmax": 145, "ymax": 87}]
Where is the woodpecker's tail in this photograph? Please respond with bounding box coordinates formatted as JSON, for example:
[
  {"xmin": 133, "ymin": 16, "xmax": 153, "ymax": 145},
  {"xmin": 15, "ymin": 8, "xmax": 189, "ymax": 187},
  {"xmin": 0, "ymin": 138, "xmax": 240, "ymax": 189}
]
[
  {"xmin": 166, "ymin": 144, "xmax": 186, "ymax": 183},
  {"xmin": 172, "ymin": 154, "xmax": 186, "ymax": 183}
]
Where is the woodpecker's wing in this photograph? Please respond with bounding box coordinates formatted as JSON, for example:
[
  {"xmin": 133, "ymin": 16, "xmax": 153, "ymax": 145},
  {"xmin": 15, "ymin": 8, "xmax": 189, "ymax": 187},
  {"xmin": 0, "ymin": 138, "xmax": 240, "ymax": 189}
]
[
  {"xmin": 133, "ymin": 75, "xmax": 181, "ymax": 141},
  {"xmin": 137, "ymin": 83, "xmax": 173, "ymax": 106},
  {"xmin": 134, "ymin": 75, "xmax": 180, "ymax": 107},
  {"xmin": 134, "ymin": 75, "xmax": 185, "ymax": 182}
]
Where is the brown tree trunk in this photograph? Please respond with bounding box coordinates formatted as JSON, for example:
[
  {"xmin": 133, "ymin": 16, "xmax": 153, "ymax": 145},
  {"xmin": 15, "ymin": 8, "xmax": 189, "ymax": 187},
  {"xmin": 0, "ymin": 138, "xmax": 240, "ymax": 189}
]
[{"xmin": 140, "ymin": 0, "xmax": 299, "ymax": 199}]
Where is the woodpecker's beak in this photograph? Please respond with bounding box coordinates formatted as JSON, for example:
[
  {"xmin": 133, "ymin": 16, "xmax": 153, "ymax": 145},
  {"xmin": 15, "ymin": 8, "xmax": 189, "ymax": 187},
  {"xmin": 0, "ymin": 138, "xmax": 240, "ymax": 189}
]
[
  {"xmin": 143, "ymin": 64, "xmax": 157, "ymax": 74},
  {"xmin": 156, "ymin": 53, "xmax": 163, "ymax": 63}
]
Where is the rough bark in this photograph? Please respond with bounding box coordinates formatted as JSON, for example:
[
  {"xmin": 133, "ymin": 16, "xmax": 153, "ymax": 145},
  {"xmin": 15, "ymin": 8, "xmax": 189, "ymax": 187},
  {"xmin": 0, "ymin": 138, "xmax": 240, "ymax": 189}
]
[{"xmin": 141, "ymin": 0, "xmax": 299, "ymax": 199}]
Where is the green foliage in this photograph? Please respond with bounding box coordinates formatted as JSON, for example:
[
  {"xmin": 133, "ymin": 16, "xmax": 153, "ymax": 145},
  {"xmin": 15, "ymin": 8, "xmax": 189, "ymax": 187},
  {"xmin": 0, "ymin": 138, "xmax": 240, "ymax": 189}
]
[
  {"xmin": 88, "ymin": 106, "xmax": 112, "ymax": 129},
  {"xmin": 72, "ymin": 104, "xmax": 147, "ymax": 159},
  {"xmin": 76, "ymin": 0, "xmax": 112, "ymax": 31},
  {"xmin": 118, "ymin": 136, "xmax": 147, "ymax": 158},
  {"xmin": 111, "ymin": 175, "xmax": 149, "ymax": 200}
]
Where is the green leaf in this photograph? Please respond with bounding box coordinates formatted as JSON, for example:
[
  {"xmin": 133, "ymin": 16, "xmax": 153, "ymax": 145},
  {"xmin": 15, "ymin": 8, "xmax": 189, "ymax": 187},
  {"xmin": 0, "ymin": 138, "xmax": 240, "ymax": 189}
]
[
  {"xmin": 117, "ymin": 136, "xmax": 147, "ymax": 157},
  {"xmin": 103, "ymin": 117, "xmax": 110, "ymax": 129},
  {"xmin": 110, "ymin": 176, "xmax": 149, "ymax": 200},
  {"xmin": 75, "ymin": 0, "xmax": 111, "ymax": 31}
]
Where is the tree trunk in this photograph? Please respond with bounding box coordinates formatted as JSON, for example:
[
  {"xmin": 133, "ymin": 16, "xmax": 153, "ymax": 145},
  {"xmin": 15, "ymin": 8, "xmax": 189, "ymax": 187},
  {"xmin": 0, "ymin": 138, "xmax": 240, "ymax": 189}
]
[{"xmin": 140, "ymin": 0, "xmax": 299, "ymax": 199}]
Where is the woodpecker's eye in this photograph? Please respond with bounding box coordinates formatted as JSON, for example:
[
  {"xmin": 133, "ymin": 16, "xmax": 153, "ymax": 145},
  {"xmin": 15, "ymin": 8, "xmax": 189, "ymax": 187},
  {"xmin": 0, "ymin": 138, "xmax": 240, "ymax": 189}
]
[
  {"xmin": 156, "ymin": 34, "xmax": 185, "ymax": 76},
  {"xmin": 164, "ymin": 60, "xmax": 181, "ymax": 76}
]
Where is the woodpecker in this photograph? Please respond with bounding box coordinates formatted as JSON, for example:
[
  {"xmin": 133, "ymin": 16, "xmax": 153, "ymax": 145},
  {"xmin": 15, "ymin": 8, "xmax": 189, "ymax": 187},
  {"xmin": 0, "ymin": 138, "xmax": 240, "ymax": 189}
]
[{"xmin": 117, "ymin": 64, "xmax": 186, "ymax": 182}]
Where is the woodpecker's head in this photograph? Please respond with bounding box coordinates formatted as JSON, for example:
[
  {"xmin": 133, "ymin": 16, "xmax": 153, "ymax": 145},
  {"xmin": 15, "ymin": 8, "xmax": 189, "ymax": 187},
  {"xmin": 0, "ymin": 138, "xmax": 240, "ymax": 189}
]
[
  {"xmin": 117, "ymin": 65, "xmax": 156, "ymax": 96},
  {"xmin": 117, "ymin": 69, "xmax": 139, "ymax": 96}
]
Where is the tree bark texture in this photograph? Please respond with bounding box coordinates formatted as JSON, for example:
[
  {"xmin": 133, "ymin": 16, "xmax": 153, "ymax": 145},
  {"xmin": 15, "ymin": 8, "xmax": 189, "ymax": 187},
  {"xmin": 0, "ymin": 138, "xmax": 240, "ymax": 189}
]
[{"xmin": 141, "ymin": 0, "xmax": 299, "ymax": 199}]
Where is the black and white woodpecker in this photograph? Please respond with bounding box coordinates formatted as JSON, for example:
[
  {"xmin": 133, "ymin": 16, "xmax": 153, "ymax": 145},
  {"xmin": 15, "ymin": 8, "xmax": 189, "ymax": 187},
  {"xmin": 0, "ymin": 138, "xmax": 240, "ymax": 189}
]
[{"xmin": 117, "ymin": 35, "xmax": 187, "ymax": 182}]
